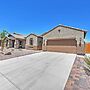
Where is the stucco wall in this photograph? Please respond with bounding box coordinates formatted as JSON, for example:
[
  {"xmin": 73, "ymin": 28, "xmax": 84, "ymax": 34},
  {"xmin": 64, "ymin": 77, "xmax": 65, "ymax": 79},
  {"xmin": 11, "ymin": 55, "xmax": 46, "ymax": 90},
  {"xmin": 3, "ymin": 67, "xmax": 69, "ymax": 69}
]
[
  {"xmin": 14, "ymin": 39, "xmax": 19, "ymax": 48},
  {"xmin": 26, "ymin": 35, "xmax": 37, "ymax": 46},
  {"xmin": 19, "ymin": 40, "xmax": 26, "ymax": 48}
]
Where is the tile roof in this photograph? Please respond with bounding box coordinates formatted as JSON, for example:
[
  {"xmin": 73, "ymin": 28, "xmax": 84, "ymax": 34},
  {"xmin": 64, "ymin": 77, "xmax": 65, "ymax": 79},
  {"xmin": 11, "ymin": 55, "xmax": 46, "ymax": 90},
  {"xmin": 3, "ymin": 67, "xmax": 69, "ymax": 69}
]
[
  {"xmin": 26, "ymin": 33, "xmax": 42, "ymax": 38},
  {"xmin": 8, "ymin": 33, "xmax": 25, "ymax": 40}
]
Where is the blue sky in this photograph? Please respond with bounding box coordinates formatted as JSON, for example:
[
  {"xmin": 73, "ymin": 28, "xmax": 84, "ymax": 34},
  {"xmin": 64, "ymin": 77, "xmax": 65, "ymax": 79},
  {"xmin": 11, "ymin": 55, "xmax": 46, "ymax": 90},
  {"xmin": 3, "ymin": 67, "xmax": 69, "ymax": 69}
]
[{"xmin": 0, "ymin": 0, "xmax": 90, "ymax": 41}]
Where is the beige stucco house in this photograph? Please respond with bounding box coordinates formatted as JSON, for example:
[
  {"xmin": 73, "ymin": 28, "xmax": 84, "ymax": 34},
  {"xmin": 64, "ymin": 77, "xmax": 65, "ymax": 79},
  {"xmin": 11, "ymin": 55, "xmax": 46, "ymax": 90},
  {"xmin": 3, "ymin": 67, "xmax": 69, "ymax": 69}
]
[
  {"xmin": 25, "ymin": 34, "xmax": 43, "ymax": 50},
  {"xmin": 42, "ymin": 25, "xmax": 87, "ymax": 54},
  {"xmin": 5, "ymin": 33, "xmax": 26, "ymax": 49},
  {"xmin": 0, "ymin": 24, "xmax": 87, "ymax": 54}
]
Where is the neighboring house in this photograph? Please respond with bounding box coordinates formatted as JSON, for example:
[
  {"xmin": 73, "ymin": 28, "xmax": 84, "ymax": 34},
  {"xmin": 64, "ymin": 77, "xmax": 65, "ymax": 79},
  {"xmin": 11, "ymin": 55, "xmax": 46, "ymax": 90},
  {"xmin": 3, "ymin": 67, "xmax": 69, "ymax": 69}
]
[
  {"xmin": 5, "ymin": 33, "xmax": 26, "ymax": 49},
  {"xmin": 25, "ymin": 34, "xmax": 43, "ymax": 50},
  {"xmin": 42, "ymin": 25, "xmax": 87, "ymax": 54},
  {"xmin": 85, "ymin": 43, "xmax": 90, "ymax": 53}
]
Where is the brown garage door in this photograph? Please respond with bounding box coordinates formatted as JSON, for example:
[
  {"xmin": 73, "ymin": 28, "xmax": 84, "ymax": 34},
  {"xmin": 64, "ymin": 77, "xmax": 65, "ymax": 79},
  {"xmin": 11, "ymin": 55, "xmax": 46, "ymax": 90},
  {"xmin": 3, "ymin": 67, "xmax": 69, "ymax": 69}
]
[
  {"xmin": 47, "ymin": 39, "xmax": 77, "ymax": 46},
  {"xmin": 45, "ymin": 39, "xmax": 77, "ymax": 53}
]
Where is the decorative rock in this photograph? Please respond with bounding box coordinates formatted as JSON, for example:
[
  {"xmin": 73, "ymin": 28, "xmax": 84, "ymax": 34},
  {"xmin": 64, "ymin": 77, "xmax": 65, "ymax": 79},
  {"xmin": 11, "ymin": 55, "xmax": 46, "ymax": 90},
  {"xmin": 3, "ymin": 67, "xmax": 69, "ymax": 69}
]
[{"xmin": 4, "ymin": 52, "xmax": 12, "ymax": 55}]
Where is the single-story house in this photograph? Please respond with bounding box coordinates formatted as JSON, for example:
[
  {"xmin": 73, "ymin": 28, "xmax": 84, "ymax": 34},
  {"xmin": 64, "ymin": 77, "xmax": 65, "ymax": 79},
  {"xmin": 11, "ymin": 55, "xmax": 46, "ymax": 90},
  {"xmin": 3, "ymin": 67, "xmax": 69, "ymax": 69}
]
[
  {"xmin": 5, "ymin": 33, "xmax": 26, "ymax": 49},
  {"xmin": 25, "ymin": 34, "xmax": 43, "ymax": 50},
  {"xmin": 0, "ymin": 24, "xmax": 87, "ymax": 54},
  {"xmin": 41, "ymin": 25, "xmax": 87, "ymax": 54}
]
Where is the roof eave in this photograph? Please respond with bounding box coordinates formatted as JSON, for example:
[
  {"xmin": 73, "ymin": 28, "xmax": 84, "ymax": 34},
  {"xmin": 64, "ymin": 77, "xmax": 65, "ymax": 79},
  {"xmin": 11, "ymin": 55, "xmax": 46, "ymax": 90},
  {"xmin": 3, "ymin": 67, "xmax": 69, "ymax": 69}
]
[
  {"xmin": 41, "ymin": 25, "xmax": 88, "ymax": 37},
  {"xmin": 26, "ymin": 33, "xmax": 42, "ymax": 38}
]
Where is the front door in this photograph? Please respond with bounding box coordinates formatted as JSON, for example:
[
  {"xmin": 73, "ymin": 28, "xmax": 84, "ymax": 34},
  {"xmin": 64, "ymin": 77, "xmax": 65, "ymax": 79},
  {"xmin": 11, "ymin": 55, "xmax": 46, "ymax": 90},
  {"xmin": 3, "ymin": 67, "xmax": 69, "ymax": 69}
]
[{"xmin": 12, "ymin": 40, "xmax": 15, "ymax": 48}]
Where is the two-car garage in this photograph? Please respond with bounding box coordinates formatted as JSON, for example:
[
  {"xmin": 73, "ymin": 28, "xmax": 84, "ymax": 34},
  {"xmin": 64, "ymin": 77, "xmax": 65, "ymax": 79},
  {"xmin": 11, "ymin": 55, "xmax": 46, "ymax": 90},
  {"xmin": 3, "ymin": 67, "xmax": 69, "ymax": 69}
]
[{"xmin": 43, "ymin": 38, "xmax": 77, "ymax": 53}]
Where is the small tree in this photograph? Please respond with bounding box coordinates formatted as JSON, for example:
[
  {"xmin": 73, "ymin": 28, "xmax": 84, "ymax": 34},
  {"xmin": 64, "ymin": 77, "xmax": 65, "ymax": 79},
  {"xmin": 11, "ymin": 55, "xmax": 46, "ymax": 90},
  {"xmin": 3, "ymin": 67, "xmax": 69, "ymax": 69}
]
[{"xmin": 0, "ymin": 30, "xmax": 8, "ymax": 51}]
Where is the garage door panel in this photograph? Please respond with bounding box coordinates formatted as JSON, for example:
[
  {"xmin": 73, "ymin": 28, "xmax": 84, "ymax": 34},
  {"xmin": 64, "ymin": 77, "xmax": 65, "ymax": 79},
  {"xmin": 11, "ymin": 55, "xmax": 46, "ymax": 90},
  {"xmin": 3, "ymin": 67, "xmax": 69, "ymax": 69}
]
[
  {"xmin": 44, "ymin": 39, "xmax": 77, "ymax": 53},
  {"xmin": 46, "ymin": 46, "xmax": 76, "ymax": 53},
  {"xmin": 47, "ymin": 39, "xmax": 77, "ymax": 46}
]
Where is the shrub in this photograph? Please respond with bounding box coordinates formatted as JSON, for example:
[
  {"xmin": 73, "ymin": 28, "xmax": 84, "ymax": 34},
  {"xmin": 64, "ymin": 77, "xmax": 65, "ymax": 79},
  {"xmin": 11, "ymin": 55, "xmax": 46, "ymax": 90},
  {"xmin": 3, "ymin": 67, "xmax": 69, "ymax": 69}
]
[
  {"xmin": 84, "ymin": 56, "xmax": 90, "ymax": 65},
  {"xmin": 84, "ymin": 55, "xmax": 90, "ymax": 70}
]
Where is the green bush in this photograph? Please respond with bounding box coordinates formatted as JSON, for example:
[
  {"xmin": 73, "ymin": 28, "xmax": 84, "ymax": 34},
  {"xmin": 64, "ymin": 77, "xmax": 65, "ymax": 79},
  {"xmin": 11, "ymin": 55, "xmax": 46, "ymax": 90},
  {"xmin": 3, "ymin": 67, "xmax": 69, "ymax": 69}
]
[
  {"xmin": 84, "ymin": 55, "xmax": 90, "ymax": 70},
  {"xmin": 84, "ymin": 56, "xmax": 90, "ymax": 65}
]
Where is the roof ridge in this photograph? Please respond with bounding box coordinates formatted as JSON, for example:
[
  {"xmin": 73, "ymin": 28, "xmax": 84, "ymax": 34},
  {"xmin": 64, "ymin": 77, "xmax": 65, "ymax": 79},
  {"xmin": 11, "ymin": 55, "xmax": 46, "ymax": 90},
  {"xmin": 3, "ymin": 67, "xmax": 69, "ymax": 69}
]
[
  {"xmin": 13, "ymin": 33, "xmax": 23, "ymax": 36},
  {"xmin": 60, "ymin": 24, "xmax": 87, "ymax": 32},
  {"xmin": 26, "ymin": 33, "xmax": 42, "ymax": 38}
]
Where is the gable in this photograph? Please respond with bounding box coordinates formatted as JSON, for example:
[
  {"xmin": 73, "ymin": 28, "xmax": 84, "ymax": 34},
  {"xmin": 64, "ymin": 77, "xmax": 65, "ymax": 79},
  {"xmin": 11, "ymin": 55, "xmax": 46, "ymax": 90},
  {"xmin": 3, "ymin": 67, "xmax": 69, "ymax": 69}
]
[
  {"xmin": 42, "ymin": 25, "xmax": 87, "ymax": 38},
  {"xmin": 42, "ymin": 26, "xmax": 86, "ymax": 45},
  {"xmin": 26, "ymin": 34, "xmax": 37, "ymax": 40}
]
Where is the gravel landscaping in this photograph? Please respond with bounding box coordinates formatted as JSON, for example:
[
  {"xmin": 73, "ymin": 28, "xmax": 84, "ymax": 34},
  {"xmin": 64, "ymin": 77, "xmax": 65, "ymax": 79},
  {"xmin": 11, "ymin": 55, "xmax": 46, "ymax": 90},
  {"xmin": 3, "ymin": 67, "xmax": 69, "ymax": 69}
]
[
  {"xmin": 65, "ymin": 56, "xmax": 90, "ymax": 90},
  {"xmin": 0, "ymin": 48, "xmax": 41, "ymax": 60}
]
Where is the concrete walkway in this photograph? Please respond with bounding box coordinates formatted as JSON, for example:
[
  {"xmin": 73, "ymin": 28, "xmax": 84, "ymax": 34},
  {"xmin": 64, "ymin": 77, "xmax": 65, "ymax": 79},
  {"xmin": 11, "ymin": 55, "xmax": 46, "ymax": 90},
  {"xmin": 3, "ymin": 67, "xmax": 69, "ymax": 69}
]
[{"xmin": 0, "ymin": 52, "xmax": 76, "ymax": 90}]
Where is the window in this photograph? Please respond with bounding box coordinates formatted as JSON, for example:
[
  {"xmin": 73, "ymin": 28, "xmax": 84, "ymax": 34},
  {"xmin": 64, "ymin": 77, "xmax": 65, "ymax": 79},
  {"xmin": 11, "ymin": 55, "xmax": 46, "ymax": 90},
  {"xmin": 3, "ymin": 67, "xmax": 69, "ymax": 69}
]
[
  {"xmin": 30, "ymin": 38, "xmax": 33, "ymax": 45},
  {"xmin": 6, "ymin": 40, "xmax": 8, "ymax": 47},
  {"xmin": 79, "ymin": 38, "xmax": 81, "ymax": 47}
]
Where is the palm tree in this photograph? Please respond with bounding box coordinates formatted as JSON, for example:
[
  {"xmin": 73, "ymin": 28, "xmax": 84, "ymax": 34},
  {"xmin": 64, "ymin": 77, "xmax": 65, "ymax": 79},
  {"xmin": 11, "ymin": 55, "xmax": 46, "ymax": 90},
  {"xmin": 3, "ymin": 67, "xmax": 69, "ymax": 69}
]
[{"xmin": 0, "ymin": 30, "xmax": 8, "ymax": 51}]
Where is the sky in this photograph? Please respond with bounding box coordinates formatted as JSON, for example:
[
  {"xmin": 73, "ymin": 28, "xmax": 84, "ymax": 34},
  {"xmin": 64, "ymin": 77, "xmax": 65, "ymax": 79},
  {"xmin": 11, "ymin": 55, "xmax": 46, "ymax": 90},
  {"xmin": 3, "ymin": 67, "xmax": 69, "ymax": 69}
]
[{"xmin": 0, "ymin": 0, "xmax": 90, "ymax": 41}]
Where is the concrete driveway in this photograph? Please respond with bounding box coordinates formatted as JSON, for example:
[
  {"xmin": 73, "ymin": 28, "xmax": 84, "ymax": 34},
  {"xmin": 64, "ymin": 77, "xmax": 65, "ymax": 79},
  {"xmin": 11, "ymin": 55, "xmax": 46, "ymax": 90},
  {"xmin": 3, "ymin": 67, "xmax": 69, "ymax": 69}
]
[{"xmin": 0, "ymin": 52, "xmax": 76, "ymax": 90}]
